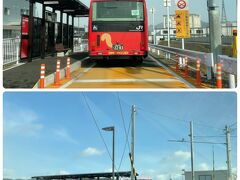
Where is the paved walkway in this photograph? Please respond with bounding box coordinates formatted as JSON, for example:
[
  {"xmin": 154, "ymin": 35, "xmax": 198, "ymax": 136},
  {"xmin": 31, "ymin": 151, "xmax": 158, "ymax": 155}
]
[{"xmin": 3, "ymin": 52, "xmax": 88, "ymax": 88}]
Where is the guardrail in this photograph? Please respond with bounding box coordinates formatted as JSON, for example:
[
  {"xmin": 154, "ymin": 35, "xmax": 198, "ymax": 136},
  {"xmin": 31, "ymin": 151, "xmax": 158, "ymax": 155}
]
[
  {"xmin": 149, "ymin": 43, "xmax": 237, "ymax": 88},
  {"xmin": 3, "ymin": 38, "xmax": 21, "ymax": 65},
  {"xmin": 218, "ymin": 55, "xmax": 237, "ymax": 88}
]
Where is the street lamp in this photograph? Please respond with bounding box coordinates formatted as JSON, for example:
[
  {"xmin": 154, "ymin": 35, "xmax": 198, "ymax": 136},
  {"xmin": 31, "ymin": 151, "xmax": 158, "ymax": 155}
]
[
  {"xmin": 163, "ymin": 0, "xmax": 171, "ymax": 47},
  {"xmin": 102, "ymin": 126, "xmax": 115, "ymax": 180},
  {"xmin": 150, "ymin": 8, "xmax": 156, "ymax": 45}
]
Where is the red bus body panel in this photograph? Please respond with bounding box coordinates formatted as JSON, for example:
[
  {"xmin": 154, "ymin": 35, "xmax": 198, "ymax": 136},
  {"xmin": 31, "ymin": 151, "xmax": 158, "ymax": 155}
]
[{"xmin": 88, "ymin": 0, "xmax": 148, "ymax": 59}]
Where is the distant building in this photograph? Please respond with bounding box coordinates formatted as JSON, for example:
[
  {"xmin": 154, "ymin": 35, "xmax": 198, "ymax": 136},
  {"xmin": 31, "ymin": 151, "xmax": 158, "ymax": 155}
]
[
  {"xmin": 3, "ymin": 0, "xmax": 30, "ymax": 38},
  {"xmin": 221, "ymin": 21, "xmax": 237, "ymax": 36},
  {"xmin": 163, "ymin": 14, "xmax": 202, "ymax": 29},
  {"xmin": 150, "ymin": 13, "xmax": 237, "ymax": 43},
  {"xmin": 184, "ymin": 170, "xmax": 236, "ymax": 180}
]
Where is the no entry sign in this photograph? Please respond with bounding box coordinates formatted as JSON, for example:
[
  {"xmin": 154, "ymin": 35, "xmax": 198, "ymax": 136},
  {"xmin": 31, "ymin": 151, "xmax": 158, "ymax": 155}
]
[{"xmin": 176, "ymin": 0, "xmax": 188, "ymax": 9}]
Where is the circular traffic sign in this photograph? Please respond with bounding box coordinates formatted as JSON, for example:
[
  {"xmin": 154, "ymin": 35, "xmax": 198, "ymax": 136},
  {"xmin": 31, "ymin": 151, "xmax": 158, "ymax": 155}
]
[{"xmin": 177, "ymin": 0, "xmax": 186, "ymax": 9}]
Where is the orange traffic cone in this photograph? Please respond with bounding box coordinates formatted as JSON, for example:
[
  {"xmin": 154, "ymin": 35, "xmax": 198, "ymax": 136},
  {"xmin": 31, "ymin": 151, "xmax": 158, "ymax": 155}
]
[
  {"xmin": 40, "ymin": 64, "xmax": 45, "ymax": 88},
  {"xmin": 184, "ymin": 57, "xmax": 189, "ymax": 78},
  {"xmin": 66, "ymin": 57, "xmax": 71, "ymax": 79},
  {"xmin": 216, "ymin": 63, "xmax": 222, "ymax": 88},
  {"xmin": 54, "ymin": 59, "xmax": 61, "ymax": 86},
  {"xmin": 196, "ymin": 58, "xmax": 201, "ymax": 87}
]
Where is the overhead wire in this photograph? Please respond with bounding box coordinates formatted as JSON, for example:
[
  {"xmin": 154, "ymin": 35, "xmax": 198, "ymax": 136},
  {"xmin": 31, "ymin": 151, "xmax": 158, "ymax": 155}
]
[
  {"xmin": 116, "ymin": 93, "xmax": 131, "ymax": 171},
  {"xmin": 137, "ymin": 106, "xmax": 224, "ymax": 131},
  {"xmin": 82, "ymin": 93, "xmax": 113, "ymax": 161}
]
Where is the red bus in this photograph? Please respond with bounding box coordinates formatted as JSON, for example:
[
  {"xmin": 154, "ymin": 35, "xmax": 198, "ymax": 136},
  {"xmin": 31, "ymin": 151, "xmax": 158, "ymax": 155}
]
[{"xmin": 88, "ymin": 0, "xmax": 148, "ymax": 64}]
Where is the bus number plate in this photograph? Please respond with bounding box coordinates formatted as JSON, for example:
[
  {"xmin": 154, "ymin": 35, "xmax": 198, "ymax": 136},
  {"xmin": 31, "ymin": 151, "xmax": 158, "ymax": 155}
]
[{"xmin": 112, "ymin": 44, "xmax": 124, "ymax": 51}]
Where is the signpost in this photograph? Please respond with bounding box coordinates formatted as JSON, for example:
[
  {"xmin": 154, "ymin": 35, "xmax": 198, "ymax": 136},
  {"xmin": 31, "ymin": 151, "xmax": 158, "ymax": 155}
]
[
  {"xmin": 175, "ymin": 10, "xmax": 190, "ymax": 38},
  {"xmin": 164, "ymin": 0, "xmax": 171, "ymax": 47},
  {"xmin": 175, "ymin": 0, "xmax": 190, "ymax": 65}
]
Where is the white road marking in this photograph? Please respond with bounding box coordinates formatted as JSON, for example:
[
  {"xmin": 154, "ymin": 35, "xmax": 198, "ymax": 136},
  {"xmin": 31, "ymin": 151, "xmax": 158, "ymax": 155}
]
[
  {"xmin": 148, "ymin": 55, "xmax": 195, "ymax": 88},
  {"xmin": 74, "ymin": 78, "xmax": 179, "ymax": 83},
  {"xmin": 60, "ymin": 62, "xmax": 96, "ymax": 88}
]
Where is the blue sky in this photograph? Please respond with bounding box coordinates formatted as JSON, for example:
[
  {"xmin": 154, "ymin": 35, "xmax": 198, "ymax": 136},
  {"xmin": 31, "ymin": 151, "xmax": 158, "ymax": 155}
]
[{"xmin": 3, "ymin": 92, "xmax": 237, "ymax": 180}]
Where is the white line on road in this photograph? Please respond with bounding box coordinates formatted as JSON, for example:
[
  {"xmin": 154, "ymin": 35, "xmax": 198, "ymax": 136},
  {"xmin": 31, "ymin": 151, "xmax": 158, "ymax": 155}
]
[
  {"xmin": 74, "ymin": 78, "xmax": 179, "ymax": 83},
  {"xmin": 60, "ymin": 62, "xmax": 96, "ymax": 88},
  {"xmin": 148, "ymin": 55, "xmax": 195, "ymax": 88}
]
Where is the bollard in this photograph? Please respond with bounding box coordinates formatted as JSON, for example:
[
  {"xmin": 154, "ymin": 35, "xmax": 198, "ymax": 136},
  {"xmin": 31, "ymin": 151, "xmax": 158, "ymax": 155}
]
[
  {"xmin": 40, "ymin": 64, "xmax": 45, "ymax": 88},
  {"xmin": 66, "ymin": 57, "xmax": 71, "ymax": 79},
  {"xmin": 232, "ymin": 29, "xmax": 237, "ymax": 58},
  {"xmin": 54, "ymin": 59, "xmax": 61, "ymax": 86},
  {"xmin": 175, "ymin": 55, "xmax": 179, "ymax": 73},
  {"xmin": 196, "ymin": 59, "xmax": 201, "ymax": 87},
  {"xmin": 216, "ymin": 63, "xmax": 222, "ymax": 88},
  {"xmin": 184, "ymin": 57, "xmax": 189, "ymax": 78}
]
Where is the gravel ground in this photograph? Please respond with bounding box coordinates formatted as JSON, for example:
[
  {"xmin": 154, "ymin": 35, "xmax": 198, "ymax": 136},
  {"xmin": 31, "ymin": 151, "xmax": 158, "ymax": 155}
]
[{"xmin": 3, "ymin": 52, "xmax": 88, "ymax": 88}]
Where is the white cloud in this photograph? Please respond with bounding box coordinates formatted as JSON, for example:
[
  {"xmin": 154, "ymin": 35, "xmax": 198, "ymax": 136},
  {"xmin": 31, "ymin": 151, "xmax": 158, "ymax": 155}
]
[
  {"xmin": 174, "ymin": 151, "xmax": 191, "ymax": 161},
  {"xmin": 4, "ymin": 105, "xmax": 43, "ymax": 136},
  {"xmin": 59, "ymin": 170, "xmax": 70, "ymax": 175},
  {"xmin": 198, "ymin": 163, "xmax": 210, "ymax": 170},
  {"xmin": 3, "ymin": 168, "xmax": 15, "ymax": 178},
  {"xmin": 81, "ymin": 147, "xmax": 104, "ymax": 157},
  {"xmin": 53, "ymin": 128, "xmax": 78, "ymax": 145}
]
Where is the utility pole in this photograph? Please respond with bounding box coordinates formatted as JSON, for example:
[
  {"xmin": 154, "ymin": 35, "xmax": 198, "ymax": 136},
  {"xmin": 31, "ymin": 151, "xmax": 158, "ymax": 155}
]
[
  {"xmin": 225, "ymin": 125, "xmax": 232, "ymax": 180},
  {"xmin": 167, "ymin": 4, "xmax": 170, "ymax": 47},
  {"xmin": 150, "ymin": 8, "xmax": 156, "ymax": 45},
  {"xmin": 212, "ymin": 146, "xmax": 215, "ymax": 180},
  {"xmin": 131, "ymin": 105, "xmax": 136, "ymax": 180},
  {"xmin": 189, "ymin": 121, "xmax": 195, "ymax": 180},
  {"xmin": 207, "ymin": 0, "xmax": 222, "ymax": 65}
]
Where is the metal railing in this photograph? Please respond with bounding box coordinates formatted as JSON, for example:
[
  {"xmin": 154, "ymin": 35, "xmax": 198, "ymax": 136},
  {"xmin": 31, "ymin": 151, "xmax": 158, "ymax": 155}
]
[
  {"xmin": 3, "ymin": 38, "xmax": 21, "ymax": 65},
  {"xmin": 218, "ymin": 55, "xmax": 237, "ymax": 88},
  {"xmin": 73, "ymin": 38, "xmax": 88, "ymax": 53},
  {"xmin": 149, "ymin": 43, "xmax": 237, "ymax": 88}
]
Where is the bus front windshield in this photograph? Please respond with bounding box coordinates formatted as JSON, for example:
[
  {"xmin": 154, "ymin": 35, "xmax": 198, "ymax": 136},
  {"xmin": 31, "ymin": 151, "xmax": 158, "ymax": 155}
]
[{"xmin": 92, "ymin": 1, "xmax": 144, "ymax": 21}]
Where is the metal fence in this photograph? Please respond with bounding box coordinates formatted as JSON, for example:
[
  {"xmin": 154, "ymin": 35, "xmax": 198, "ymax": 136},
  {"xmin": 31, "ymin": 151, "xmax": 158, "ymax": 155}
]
[
  {"xmin": 218, "ymin": 55, "xmax": 237, "ymax": 88},
  {"xmin": 149, "ymin": 43, "xmax": 237, "ymax": 88},
  {"xmin": 73, "ymin": 38, "xmax": 88, "ymax": 52},
  {"xmin": 3, "ymin": 38, "xmax": 21, "ymax": 65}
]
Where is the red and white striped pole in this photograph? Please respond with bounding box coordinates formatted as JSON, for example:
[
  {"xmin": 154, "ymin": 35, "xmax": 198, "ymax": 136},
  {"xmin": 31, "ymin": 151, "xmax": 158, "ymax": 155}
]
[
  {"xmin": 66, "ymin": 57, "xmax": 71, "ymax": 79},
  {"xmin": 40, "ymin": 64, "xmax": 45, "ymax": 88},
  {"xmin": 196, "ymin": 58, "xmax": 201, "ymax": 87},
  {"xmin": 184, "ymin": 57, "xmax": 189, "ymax": 78},
  {"xmin": 216, "ymin": 63, "xmax": 222, "ymax": 88},
  {"xmin": 175, "ymin": 55, "xmax": 179, "ymax": 73},
  {"xmin": 54, "ymin": 59, "xmax": 61, "ymax": 86}
]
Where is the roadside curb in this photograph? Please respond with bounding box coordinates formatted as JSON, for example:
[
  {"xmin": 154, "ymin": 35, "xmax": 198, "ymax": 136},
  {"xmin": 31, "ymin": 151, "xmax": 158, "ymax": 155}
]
[{"xmin": 33, "ymin": 57, "xmax": 89, "ymax": 88}]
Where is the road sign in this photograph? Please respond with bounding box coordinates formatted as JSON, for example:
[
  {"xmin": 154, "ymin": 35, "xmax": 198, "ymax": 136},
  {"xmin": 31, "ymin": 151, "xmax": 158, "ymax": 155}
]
[
  {"xmin": 176, "ymin": 0, "xmax": 188, "ymax": 9},
  {"xmin": 175, "ymin": 10, "xmax": 190, "ymax": 38},
  {"xmin": 164, "ymin": 0, "xmax": 171, "ymax": 7}
]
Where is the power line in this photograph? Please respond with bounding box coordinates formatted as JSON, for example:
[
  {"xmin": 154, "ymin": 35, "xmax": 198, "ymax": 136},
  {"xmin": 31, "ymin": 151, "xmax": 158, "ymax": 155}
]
[
  {"xmin": 168, "ymin": 139, "xmax": 225, "ymax": 145},
  {"xmin": 229, "ymin": 122, "xmax": 237, "ymax": 127},
  {"xmin": 117, "ymin": 93, "xmax": 131, "ymax": 151},
  {"xmin": 82, "ymin": 93, "xmax": 113, "ymax": 162},
  {"xmin": 117, "ymin": 120, "xmax": 131, "ymax": 172},
  {"xmin": 137, "ymin": 106, "xmax": 223, "ymax": 131},
  {"xmin": 116, "ymin": 93, "xmax": 131, "ymax": 171}
]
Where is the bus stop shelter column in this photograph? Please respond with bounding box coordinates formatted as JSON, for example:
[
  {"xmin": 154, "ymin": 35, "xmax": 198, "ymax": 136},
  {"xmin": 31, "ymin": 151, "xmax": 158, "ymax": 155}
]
[
  {"xmin": 66, "ymin": 14, "xmax": 69, "ymax": 48},
  {"xmin": 60, "ymin": 11, "xmax": 63, "ymax": 44},
  {"xmin": 28, "ymin": 0, "xmax": 34, "ymax": 62},
  {"xmin": 41, "ymin": 4, "xmax": 46, "ymax": 59},
  {"xmin": 71, "ymin": 16, "xmax": 75, "ymax": 51}
]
